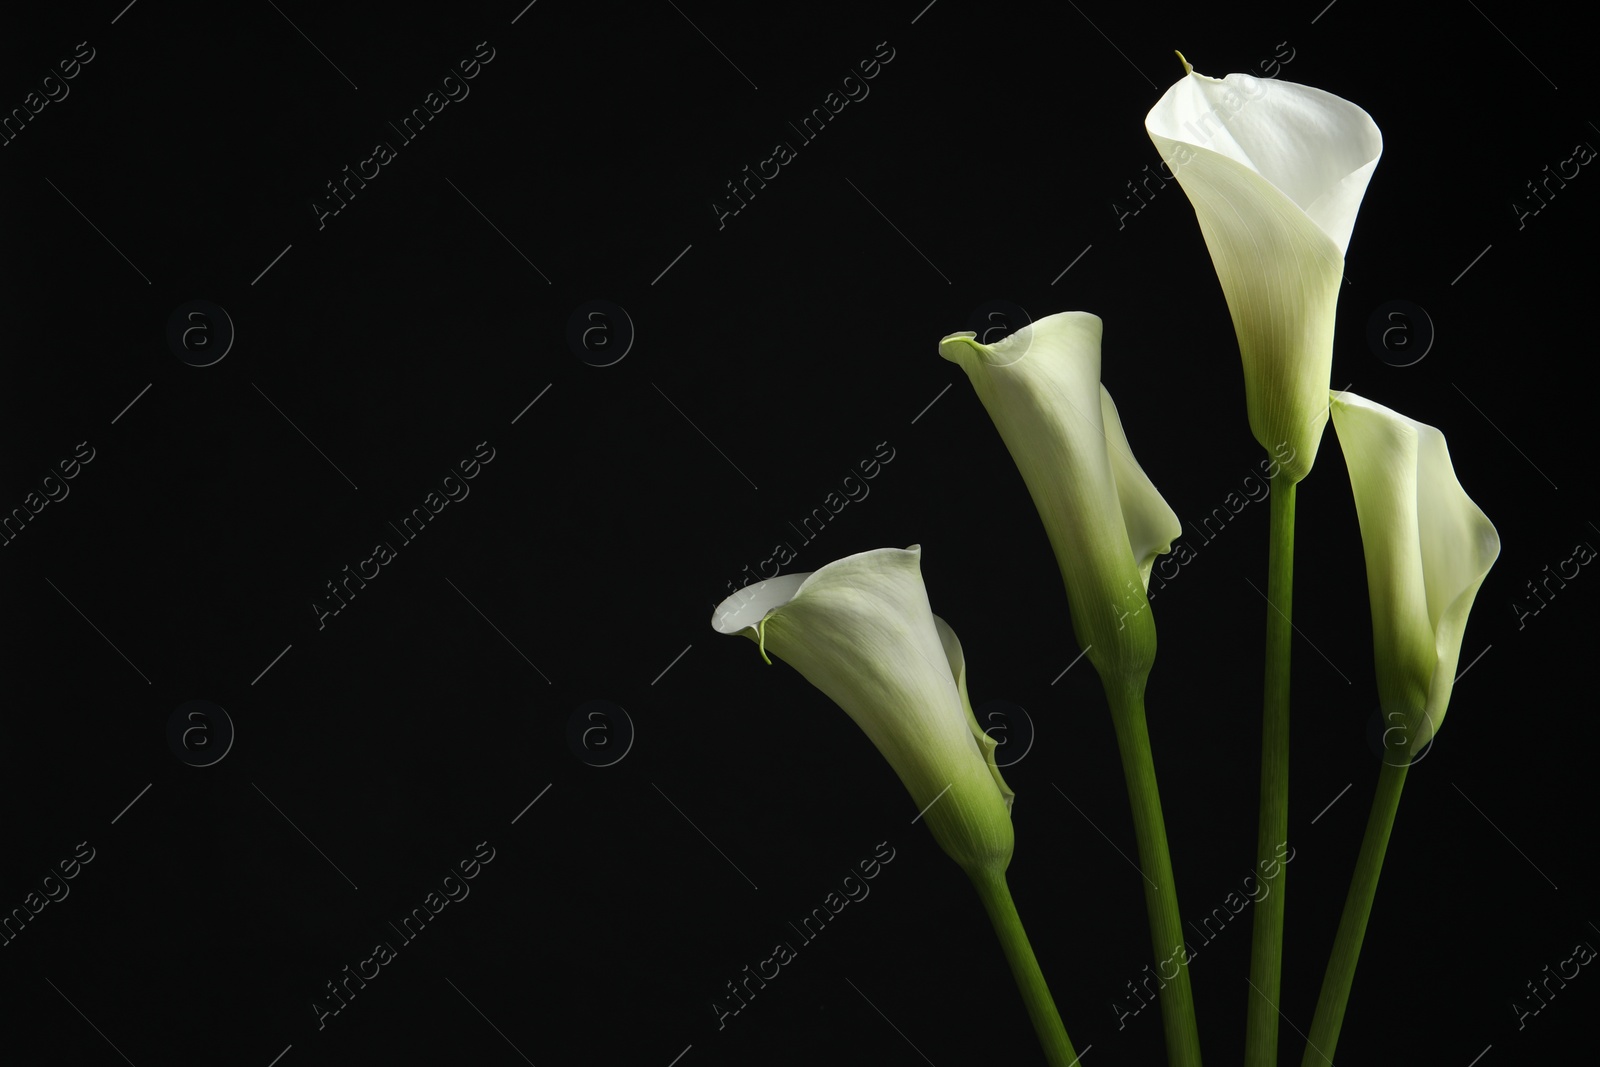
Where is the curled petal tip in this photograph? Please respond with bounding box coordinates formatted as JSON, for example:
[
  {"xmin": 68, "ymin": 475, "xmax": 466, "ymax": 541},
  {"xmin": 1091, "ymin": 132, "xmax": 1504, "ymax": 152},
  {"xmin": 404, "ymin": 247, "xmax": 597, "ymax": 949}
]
[{"xmin": 939, "ymin": 331, "xmax": 990, "ymax": 368}]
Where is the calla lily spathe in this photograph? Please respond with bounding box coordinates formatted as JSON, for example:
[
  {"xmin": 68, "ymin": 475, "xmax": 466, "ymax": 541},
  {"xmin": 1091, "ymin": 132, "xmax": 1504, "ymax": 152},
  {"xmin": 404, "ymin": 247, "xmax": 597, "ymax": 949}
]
[
  {"xmin": 939, "ymin": 312, "xmax": 1180, "ymax": 683},
  {"xmin": 711, "ymin": 545, "xmax": 1015, "ymax": 874},
  {"xmin": 1329, "ymin": 391, "xmax": 1500, "ymax": 752},
  {"xmin": 1146, "ymin": 59, "xmax": 1382, "ymax": 483}
]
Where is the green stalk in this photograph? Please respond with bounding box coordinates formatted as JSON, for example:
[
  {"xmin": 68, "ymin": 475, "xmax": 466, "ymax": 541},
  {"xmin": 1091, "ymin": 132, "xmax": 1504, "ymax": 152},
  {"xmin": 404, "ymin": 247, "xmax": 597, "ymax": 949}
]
[
  {"xmin": 1245, "ymin": 477, "xmax": 1296, "ymax": 1067},
  {"xmin": 1300, "ymin": 756, "xmax": 1409, "ymax": 1065},
  {"xmin": 968, "ymin": 867, "xmax": 1081, "ymax": 1067},
  {"xmin": 1105, "ymin": 676, "xmax": 1204, "ymax": 1067}
]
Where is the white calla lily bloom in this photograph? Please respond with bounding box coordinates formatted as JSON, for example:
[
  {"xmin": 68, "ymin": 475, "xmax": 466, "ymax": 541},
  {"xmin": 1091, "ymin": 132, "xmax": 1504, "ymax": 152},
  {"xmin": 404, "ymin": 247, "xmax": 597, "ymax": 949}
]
[
  {"xmin": 1146, "ymin": 58, "xmax": 1382, "ymax": 483},
  {"xmin": 939, "ymin": 312, "xmax": 1180, "ymax": 683},
  {"xmin": 1329, "ymin": 391, "xmax": 1500, "ymax": 751},
  {"xmin": 711, "ymin": 545, "xmax": 1015, "ymax": 874}
]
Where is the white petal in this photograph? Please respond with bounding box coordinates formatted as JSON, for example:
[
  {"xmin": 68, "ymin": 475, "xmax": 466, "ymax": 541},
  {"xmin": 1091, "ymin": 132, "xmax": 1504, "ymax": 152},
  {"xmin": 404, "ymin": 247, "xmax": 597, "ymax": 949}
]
[
  {"xmin": 1329, "ymin": 394, "xmax": 1435, "ymax": 717},
  {"xmin": 1146, "ymin": 70, "xmax": 1381, "ymax": 255},
  {"xmin": 710, "ymin": 546, "xmax": 1014, "ymax": 870},
  {"xmin": 1145, "ymin": 67, "xmax": 1381, "ymax": 482},
  {"xmin": 1411, "ymin": 415, "xmax": 1501, "ymax": 740},
  {"xmin": 940, "ymin": 312, "xmax": 1177, "ymax": 675},
  {"xmin": 1330, "ymin": 392, "xmax": 1499, "ymax": 746}
]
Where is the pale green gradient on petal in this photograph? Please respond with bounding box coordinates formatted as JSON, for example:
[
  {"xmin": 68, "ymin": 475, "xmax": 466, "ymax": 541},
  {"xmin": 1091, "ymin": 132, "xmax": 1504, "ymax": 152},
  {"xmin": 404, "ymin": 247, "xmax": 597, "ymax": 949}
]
[
  {"xmin": 1330, "ymin": 392, "xmax": 1500, "ymax": 750},
  {"xmin": 939, "ymin": 312, "xmax": 1179, "ymax": 682},
  {"xmin": 1101, "ymin": 385, "xmax": 1183, "ymax": 590},
  {"xmin": 711, "ymin": 546, "xmax": 1015, "ymax": 874},
  {"xmin": 934, "ymin": 614, "xmax": 1015, "ymax": 813},
  {"xmin": 1146, "ymin": 67, "xmax": 1382, "ymax": 483}
]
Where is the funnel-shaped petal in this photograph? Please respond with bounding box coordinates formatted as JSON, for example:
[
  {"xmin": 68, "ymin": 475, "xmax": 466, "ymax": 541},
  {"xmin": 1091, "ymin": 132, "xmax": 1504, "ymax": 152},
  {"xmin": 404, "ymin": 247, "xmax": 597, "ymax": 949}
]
[
  {"xmin": 1329, "ymin": 391, "xmax": 1500, "ymax": 751},
  {"xmin": 711, "ymin": 546, "xmax": 1014, "ymax": 874},
  {"xmin": 1147, "ymin": 61, "xmax": 1382, "ymax": 483},
  {"xmin": 939, "ymin": 312, "xmax": 1180, "ymax": 682}
]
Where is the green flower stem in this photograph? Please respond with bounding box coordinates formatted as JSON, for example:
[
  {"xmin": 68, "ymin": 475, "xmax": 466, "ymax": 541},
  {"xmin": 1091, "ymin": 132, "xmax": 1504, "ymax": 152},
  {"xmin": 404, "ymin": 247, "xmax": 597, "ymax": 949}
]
[
  {"xmin": 1105, "ymin": 676, "xmax": 1204, "ymax": 1067},
  {"xmin": 1245, "ymin": 476, "xmax": 1296, "ymax": 1067},
  {"xmin": 1301, "ymin": 755, "xmax": 1409, "ymax": 1066},
  {"xmin": 968, "ymin": 867, "xmax": 1080, "ymax": 1067}
]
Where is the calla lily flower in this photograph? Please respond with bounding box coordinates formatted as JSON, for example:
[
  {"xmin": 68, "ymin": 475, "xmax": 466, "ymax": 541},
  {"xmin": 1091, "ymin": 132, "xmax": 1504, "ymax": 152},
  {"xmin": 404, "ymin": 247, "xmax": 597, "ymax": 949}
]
[
  {"xmin": 1146, "ymin": 58, "xmax": 1382, "ymax": 483},
  {"xmin": 939, "ymin": 312, "xmax": 1181, "ymax": 682},
  {"xmin": 1329, "ymin": 391, "xmax": 1500, "ymax": 751},
  {"xmin": 710, "ymin": 545, "xmax": 1015, "ymax": 874}
]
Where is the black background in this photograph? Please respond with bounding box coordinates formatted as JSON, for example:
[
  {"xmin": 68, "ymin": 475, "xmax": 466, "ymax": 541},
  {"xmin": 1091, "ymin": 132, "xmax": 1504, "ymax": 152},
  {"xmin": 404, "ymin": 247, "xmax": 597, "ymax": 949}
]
[{"xmin": 1, "ymin": 2, "xmax": 1594, "ymax": 1065}]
